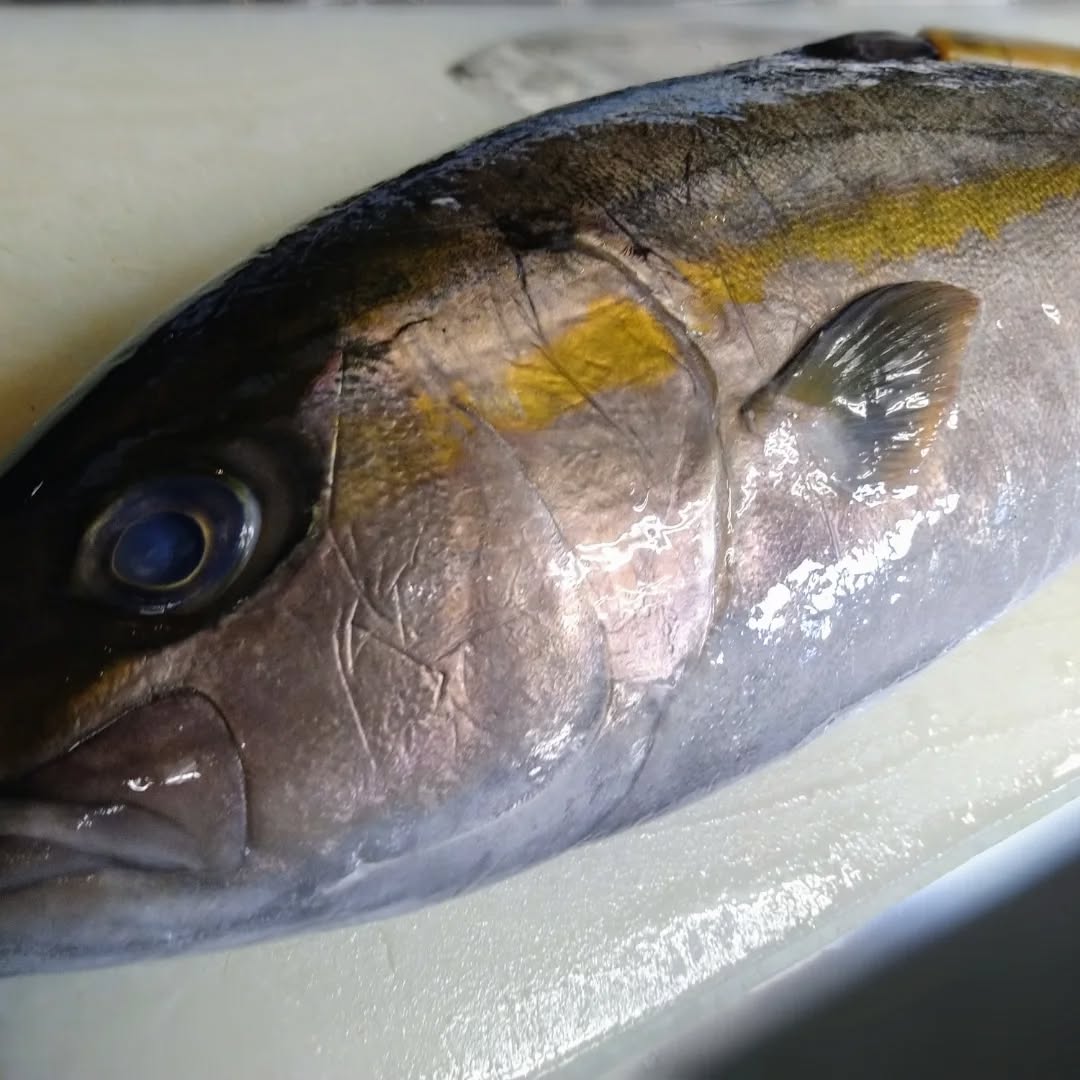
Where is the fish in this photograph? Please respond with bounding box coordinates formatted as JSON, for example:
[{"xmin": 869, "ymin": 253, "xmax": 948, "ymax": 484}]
[{"xmin": 3, "ymin": 29, "xmax": 1080, "ymax": 975}]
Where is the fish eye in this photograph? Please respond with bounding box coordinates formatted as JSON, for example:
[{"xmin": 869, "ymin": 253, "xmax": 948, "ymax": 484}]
[{"xmin": 74, "ymin": 474, "xmax": 261, "ymax": 615}]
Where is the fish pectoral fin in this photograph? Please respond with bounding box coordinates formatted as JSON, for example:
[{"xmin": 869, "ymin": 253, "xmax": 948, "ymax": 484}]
[{"xmin": 743, "ymin": 281, "xmax": 978, "ymax": 495}]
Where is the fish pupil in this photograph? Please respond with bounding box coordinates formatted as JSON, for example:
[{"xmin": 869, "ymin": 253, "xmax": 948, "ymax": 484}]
[{"xmin": 112, "ymin": 511, "xmax": 207, "ymax": 589}]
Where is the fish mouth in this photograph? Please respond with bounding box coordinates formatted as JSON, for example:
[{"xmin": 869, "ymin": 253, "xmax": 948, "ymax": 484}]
[{"xmin": 0, "ymin": 691, "xmax": 247, "ymax": 893}]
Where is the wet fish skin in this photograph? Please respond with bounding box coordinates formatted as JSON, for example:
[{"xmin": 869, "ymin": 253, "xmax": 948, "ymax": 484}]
[{"xmin": 2, "ymin": 43, "xmax": 1080, "ymax": 974}]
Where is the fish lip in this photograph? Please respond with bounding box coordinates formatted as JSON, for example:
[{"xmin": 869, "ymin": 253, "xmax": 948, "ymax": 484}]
[
  {"xmin": 0, "ymin": 797, "xmax": 212, "ymax": 890},
  {"xmin": 0, "ymin": 690, "xmax": 248, "ymax": 893}
]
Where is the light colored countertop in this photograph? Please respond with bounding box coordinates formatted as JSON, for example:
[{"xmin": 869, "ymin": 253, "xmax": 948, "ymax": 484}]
[{"xmin": 2, "ymin": 7, "xmax": 1080, "ymax": 1079}]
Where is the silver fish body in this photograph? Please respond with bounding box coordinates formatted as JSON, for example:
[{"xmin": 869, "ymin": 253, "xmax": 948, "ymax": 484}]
[{"xmin": 2, "ymin": 42, "xmax": 1080, "ymax": 973}]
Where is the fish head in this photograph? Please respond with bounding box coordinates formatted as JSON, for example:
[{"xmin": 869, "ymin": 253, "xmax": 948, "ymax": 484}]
[{"xmin": 0, "ymin": 213, "xmax": 626, "ymax": 973}]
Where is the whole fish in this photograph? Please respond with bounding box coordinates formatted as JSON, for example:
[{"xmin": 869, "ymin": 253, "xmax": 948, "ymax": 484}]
[{"xmin": 3, "ymin": 31, "xmax": 1080, "ymax": 975}]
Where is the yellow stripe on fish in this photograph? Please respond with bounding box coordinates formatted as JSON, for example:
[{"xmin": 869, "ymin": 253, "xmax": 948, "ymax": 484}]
[
  {"xmin": 335, "ymin": 391, "xmax": 469, "ymax": 516},
  {"xmin": 678, "ymin": 160, "xmax": 1080, "ymax": 309},
  {"xmin": 336, "ymin": 299, "xmax": 678, "ymax": 515},
  {"xmin": 493, "ymin": 297, "xmax": 678, "ymax": 431},
  {"xmin": 922, "ymin": 27, "xmax": 1080, "ymax": 78},
  {"xmin": 339, "ymin": 158, "xmax": 1080, "ymax": 516}
]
